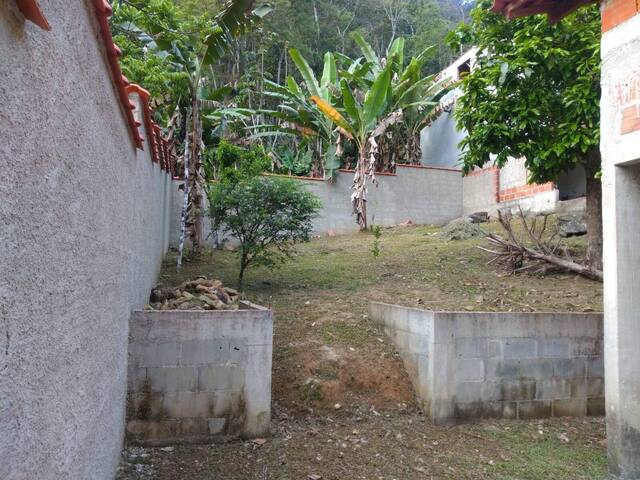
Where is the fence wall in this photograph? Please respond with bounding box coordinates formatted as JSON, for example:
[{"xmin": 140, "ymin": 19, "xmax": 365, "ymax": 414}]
[
  {"xmin": 370, "ymin": 303, "xmax": 604, "ymax": 424},
  {"xmin": 1, "ymin": 2, "xmax": 177, "ymax": 479},
  {"xmin": 127, "ymin": 304, "xmax": 273, "ymax": 445}
]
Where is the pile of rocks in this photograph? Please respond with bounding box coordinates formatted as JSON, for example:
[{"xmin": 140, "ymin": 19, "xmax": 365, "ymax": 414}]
[{"xmin": 147, "ymin": 277, "xmax": 240, "ymax": 311}]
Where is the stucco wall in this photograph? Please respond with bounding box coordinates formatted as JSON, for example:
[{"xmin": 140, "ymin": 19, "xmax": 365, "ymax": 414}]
[
  {"xmin": 420, "ymin": 106, "xmax": 466, "ymax": 169},
  {"xmin": 127, "ymin": 304, "xmax": 273, "ymax": 445},
  {"xmin": 0, "ymin": 2, "xmax": 176, "ymax": 479},
  {"xmin": 370, "ymin": 303, "xmax": 604, "ymax": 424},
  {"xmin": 462, "ymin": 168, "xmax": 499, "ymax": 215}
]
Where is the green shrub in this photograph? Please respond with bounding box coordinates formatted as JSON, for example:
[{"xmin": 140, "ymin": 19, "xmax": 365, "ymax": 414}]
[
  {"xmin": 204, "ymin": 140, "xmax": 270, "ymax": 182},
  {"xmin": 208, "ymin": 176, "xmax": 321, "ymax": 287}
]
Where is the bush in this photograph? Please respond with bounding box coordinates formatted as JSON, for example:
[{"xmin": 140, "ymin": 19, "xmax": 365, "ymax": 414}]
[
  {"xmin": 208, "ymin": 176, "xmax": 321, "ymax": 287},
  {"xmin": 204, "ymin": 140, "xmax": 270, "ymax": 182}
]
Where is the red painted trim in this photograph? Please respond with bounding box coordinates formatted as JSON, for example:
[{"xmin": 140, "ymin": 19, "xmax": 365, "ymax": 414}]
[
  {"xmin": 16, "ymin": 0, "xmax": 51, "ymax": 30},
  {"xmin": 397, "ymin": 163, "xmax": 462, "ymax": 173}
]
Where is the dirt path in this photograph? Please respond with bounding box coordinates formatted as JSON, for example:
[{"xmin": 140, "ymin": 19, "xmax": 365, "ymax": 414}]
[{"xmin": 119, "ymin": 225, "xmax": 606, "ymax": 479}]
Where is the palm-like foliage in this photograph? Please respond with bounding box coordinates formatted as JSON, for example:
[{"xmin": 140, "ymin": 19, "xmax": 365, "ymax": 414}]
[
  {"xmin": 256, "ymin": 50, "xmax": 341, "ymax": 179},
  {"xmin": 311, "ymin": 61, "xmax": 397, "ymax": 230}
]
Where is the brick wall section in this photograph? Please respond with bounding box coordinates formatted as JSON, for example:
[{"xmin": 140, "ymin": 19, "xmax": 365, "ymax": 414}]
[
  {"xmin": 370, "ymin": 303, "xmax": 604, "ymax": 424},
  {"xmin": 602, "ymin": 0, "xmax": 640, "ymax": 32},
  {"xmin": 499, "ymin": 182, "xmax": 555, "ymax": 202},
  {"xmin": 126, "ymin": 305, "xmax": 273, "ymax": 445}
]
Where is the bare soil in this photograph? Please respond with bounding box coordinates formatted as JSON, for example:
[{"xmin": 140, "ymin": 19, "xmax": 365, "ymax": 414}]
[{"xmin": 118, "ymin": 222, "xmax": 606, "ymax": 479}]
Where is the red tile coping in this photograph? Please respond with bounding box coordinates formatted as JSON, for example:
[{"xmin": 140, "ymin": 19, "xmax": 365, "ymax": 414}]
[
  {"xmin": 91, "ymin": 0, "xmax": 174, "ymax": 174},
  {"xmin": 396, "ymin": 164, "xmax": 462, "ymax": 173},
  {"xmin": 499, "ymin": 182, "xmax": 555, "ymax": 202},
  {"xmin": 16, "ymin": 0, "xmax": 50, "ymax": 30},
  {"xmin": 92, "ymin": 0, "xmax": 143, "ymax": 150},
  {"xmin": 126, "ymin": 84, "xmax": 177, "ymax": 173},
  {"xmin": 262, "ymin": 173, "xmax": 326, "ymax": 182},
  {"xmin": 602, "ymin": 0, "xmax": 640, "ymax": 32},
  {"xmin": 338, "ymin": 169, "xmax": 397, "ymax": 176},
  {"xmin": 492, "ymin": 0, "xmax": 596, "ymax": 23}
]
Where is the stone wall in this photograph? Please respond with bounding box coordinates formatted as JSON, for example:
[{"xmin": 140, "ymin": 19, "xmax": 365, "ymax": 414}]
[
  {"xmin": 370, "ymin": 303, "xmax": 604, "ymax": 424},
  {"xmin": 0, "ymin": 2, "xmax": 176, "ymax": 479},
  {"xmin": 126, "ymin": 304, "xmax": 273, "ymax": 445}
]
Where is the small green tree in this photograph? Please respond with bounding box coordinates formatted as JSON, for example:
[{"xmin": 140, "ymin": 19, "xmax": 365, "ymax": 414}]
[
  {"xmin": 448, "ymin": 1, "xmax": 602, "ymax": 269},
  {"xmin": 208, "ymin": 177, "xmax": 321, "ymax": 288}
]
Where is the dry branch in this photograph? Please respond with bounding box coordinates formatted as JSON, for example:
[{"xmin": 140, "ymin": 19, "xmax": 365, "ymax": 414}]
[{"xmin": 482, "ymin": 209, "xmax": 603, "ymax": 282}]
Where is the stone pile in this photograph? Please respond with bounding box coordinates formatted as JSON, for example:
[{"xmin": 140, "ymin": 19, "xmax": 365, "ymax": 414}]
[{"xmin": 147, "ymin": 277, "xmax": 240, "ymax": 311}]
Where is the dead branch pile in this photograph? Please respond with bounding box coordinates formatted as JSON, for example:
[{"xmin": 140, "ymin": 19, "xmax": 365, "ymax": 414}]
[
  {"xmin": 480, "ymin": 208, "xmax": 603, "ymax": 282},
  {"xmin": 147, "ymin": 277, "xmax": 240, "ymax": 311}
]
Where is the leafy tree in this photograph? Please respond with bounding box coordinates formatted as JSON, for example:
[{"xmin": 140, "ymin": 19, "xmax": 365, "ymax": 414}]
[
  {"xmin": 208, "ymin": 177, "xmax": 321, "ymax": 287},
  {"xmin": 449, "ymin": 1, "xmax": 602, "ymax": 269}
]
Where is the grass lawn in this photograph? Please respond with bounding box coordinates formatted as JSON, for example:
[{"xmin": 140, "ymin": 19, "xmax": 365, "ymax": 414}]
[{"xmin": 119, "ymin": 222, "xmax": 606, "ymax": 480}]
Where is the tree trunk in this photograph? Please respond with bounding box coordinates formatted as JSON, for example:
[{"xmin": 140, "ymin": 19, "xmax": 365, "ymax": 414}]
[
  {"xmin": 584, "ymin": 147, "xmax": 603, "ymax": 271},
  {"xmin": 352, "ymin": 149, "xmax": 368, "ymax": 231}
]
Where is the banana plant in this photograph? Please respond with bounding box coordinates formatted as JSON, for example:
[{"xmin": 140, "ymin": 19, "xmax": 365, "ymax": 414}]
[
  {"xmin": 349, "ymin": 33, "xmax": 450, "ymax": 169},
  {"xmin": 311, "ymin": 62, "xmax": 399, "ymax": 231},
  {"xmin": 124, "ymin": 0, "xmax": 272, "ymax": 266},
  {"xmin": 255, "ymin": 49, "xmax": 341, "ymax": 179}
]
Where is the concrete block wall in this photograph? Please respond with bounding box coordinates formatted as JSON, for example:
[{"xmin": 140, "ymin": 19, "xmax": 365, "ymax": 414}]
[
  {"xmin": 462, "ymin": 167, "xmax": 499, "ymax": 215},
  {"xmin": 370, "ymin": 303, "xmax": 604, "ymax": 424},
  {"xmin": 1, "ymin": 3, "xmax": 177, "ymax": 479},
  {"xmin": 182, "ymin": 165, "xmax": 464, "ymax": 248},
  {"xmin": 126, "ymin": 304, "xmax": 273, "ymax": 445}
]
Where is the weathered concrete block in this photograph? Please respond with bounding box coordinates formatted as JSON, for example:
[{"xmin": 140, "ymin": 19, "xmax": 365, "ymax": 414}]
[
  {"xmin": 571, "ymin": 337, "xmax": 601, "ymax": 357},
  {"xmin": 553, "ymin": 358, "xmax": 586, "ymax": 378},
  {"xmin": 519, "ymin": 359, "xmax": 554, "ymax": 379},
  {"xmin": 586, "ymin": 397, "xmax": 605, "ymax": 417},
  {"xmin": 198, "ymin": 365, "xmax": 245, "ymax": 392},
  {"xmin": 128, "ymin": 367, "xmax": 148, "ymax": 392},
  {"xmin": 553, "ymin": 398, "xmax": 587, "ymax": 417},
  {"xmin": 485, "ymin": 359, "xmax": 520, "ymax": 380},
  {"xmin": 177, "ymin": 418, "xmax": 209, "ymax": 437},
  {"xmin": 518, "ymin": 400, "xmax": 552, "ymax": 419},
  {"xmin": 162, "ymin": 392, "xmax": 215, "ymax": 419},
  {"xmin": 503, "ymin": 338, "xmax": 537, "ymax": 359},
  {"xmin": 456, "ymin": 382, "xmax": 483, "ymax": 403},
  {"xmin": 179, "ymin": 339, "xmax": 229, "ymax": 366},
  {"xmin": 538, "ymin": 338, "xmax": 571, "ymax": 358},
  {"xmin": 501, "ymin": 380, "xmax": 537, "ymax": 401},
  {"xmin": 127, "ymin": 393, "xmax": 164, "ymax": 420},
  {"xmin": 536, "ymin": 378, "xmax": 571, "ymax": 401},
  {"xmin": 456, "ymin": 359, "xmax": 484, "ymax": 381},
  {"xmin": 208, "ymin": 418, "xmax": 227, "ymax": 435},
  {"xmin": 147, "ymin": 367, "xmax": 197, "ymax": 393},
  {"xmin": 130, "ymin": 342, "xmax": 180, "ymax": 368},
  {"xmin": 586, "ymin": 356, "xmax": 604, "ymax": 377},
  {"xmin": 456, "ymin": 338, "xmax": 487, "ymax": 359}
]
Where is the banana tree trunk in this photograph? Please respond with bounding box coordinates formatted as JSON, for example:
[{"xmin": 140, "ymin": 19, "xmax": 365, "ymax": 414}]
[
  {"xmin": 187, "ymin": 91, "xmax": 204, "ymax": 254},
  {"xmin": 352, "ymin": 148, "xmax": 368, "ymax": 231},
  {"xmin": 177, "ymin": 109, "xmax": 192, "ymax": 271}
]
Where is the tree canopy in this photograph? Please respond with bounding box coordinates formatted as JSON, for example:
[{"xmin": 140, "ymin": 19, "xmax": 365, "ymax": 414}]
[{"xmin": 448, "ymin": 0, "xmax": 601, "ymax": 182}]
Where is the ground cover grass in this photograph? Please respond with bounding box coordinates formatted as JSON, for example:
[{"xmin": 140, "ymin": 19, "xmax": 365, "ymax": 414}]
[{"xmin": 119, "ymin": 221, "xmax": 606, "ymax": 479}]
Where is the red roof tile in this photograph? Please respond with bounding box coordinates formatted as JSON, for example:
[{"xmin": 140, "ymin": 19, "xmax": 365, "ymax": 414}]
[{"xmin": 492, "ymin": 0, "xmax": 597, "ymax": 22}]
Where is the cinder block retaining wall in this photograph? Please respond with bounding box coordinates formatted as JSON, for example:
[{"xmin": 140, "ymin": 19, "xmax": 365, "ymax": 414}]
[
  {"xmin": 126, "ymin": 304, "xmax": 273, "ymax": 445},
  {"xmin": 370, "ymin": 302, "xmax": 604, "ymax": 424}
]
